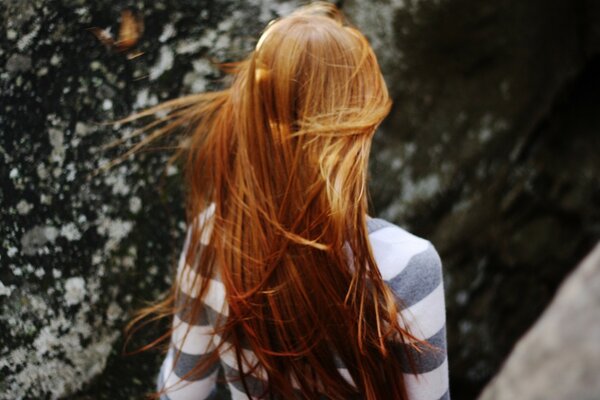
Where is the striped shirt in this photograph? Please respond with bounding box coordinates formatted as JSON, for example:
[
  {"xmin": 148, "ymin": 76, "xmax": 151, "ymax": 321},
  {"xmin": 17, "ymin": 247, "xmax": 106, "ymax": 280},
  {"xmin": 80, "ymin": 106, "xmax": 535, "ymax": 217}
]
[{"xmin": 158, "ymin": 214, "xmax": 450, "ymax": 399}]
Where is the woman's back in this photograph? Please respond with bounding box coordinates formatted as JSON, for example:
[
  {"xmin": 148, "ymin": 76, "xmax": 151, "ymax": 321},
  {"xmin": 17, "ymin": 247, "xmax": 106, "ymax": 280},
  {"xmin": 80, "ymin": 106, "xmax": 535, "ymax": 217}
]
[{"xmin": 157, "ymin": 214, "xmax": 449, "ymax": 400}]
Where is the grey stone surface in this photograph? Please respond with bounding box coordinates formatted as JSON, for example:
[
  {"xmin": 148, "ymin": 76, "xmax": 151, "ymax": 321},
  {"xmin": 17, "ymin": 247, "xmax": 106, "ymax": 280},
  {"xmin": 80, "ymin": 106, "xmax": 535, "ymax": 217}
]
[
  {"xmin": 352, "ymin": 0, "xmax": 600, "ymax": 396},
  {"xmin": 0, "ymin": 0, "xmax": 298, "ymax": 398},
  {"xmin": 1, "ymin": 0, "xmax": 600, "ymax": 399},
  {"xmin": 479, "ymin": 242, "xmax": 600, "ymax": 400}
]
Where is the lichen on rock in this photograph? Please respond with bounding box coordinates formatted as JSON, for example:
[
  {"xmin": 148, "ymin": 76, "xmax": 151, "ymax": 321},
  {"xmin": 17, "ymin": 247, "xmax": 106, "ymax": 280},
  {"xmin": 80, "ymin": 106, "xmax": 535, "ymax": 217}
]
[{"xmin": 0, "ymin": 0, "xmax": 305, "ymax": 398}]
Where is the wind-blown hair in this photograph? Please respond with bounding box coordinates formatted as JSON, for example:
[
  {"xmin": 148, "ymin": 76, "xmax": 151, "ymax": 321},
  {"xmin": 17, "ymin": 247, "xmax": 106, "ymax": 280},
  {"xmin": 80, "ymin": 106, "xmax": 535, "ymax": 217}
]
[{"xmin": 119, "ymin": 2, "xmax": 428, "ymax": 399}]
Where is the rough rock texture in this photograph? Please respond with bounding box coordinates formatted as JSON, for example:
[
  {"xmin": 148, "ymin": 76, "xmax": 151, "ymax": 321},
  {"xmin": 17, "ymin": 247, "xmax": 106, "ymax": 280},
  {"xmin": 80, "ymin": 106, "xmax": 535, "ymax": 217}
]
[
  {"xmin": 348, "ymin": 0, "xmax": 600, "ymax": 396},
  {"xmin": 479, "ymin": 243, "xmax": 600, "ymax": 400},
  {"xmin": 0, "ymin": 1, "xmax": 304, "ymax": 398},
  {"xmin": 1, "ymin": 0, "xmax": 600, "ymax": 399}
]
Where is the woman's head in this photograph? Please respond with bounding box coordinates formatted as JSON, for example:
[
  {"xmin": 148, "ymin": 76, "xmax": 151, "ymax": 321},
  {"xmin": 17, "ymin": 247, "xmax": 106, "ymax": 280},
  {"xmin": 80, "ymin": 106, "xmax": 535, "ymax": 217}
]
[{"xmin": 250, "ymin": 2, "xmax": 390, "ymax": 131}]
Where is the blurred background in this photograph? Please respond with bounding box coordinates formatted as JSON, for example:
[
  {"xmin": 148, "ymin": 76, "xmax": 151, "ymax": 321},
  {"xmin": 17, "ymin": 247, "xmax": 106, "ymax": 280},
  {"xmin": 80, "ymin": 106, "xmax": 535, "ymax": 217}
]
[{"xmin": 1, "ymin": 0, "xmax": 599, "ymax": 399}]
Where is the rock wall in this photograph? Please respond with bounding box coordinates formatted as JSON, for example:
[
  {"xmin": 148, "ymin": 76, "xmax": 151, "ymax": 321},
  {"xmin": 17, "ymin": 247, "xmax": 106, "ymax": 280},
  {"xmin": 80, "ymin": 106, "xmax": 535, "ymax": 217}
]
[
  {"xmin": 348, "ymin": 0, "xmax": 600, "ymax": 396},
  {"xmin": 479, "ymin": 243, "xmax": 600, "ymax": 400},
  {"xmin": 1, "ymin": 0, "xmax": 297, "ymax": 398},
  {"xmin": 1, "ymin": 0, "xmax": 600, "ymax": 399},
  {"xmin": 357, "ymin": 0, "xmax": 600, "ymax": 396}
]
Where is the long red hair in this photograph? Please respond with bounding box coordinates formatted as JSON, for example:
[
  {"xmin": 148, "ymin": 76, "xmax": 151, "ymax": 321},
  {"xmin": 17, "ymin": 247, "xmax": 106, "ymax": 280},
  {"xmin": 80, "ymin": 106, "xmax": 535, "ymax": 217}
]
[{"xmin": 114, "ymin": 2, "xmax": 429, "ymax": 399}]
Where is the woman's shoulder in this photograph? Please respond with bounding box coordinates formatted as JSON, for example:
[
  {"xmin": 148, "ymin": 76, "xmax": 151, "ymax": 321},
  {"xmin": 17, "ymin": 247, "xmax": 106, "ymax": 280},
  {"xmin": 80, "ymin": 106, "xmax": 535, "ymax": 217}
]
[
  {"xmin": 366, "ymin": 216, "xmax": 444, "ymax": 302},
  {"xmin": 367, "ymin": 217, "xmax": 448, "ymax": 384},
  {"xmin": 367, "ymin": 217, "xmax": 450, "ymax": 400}
]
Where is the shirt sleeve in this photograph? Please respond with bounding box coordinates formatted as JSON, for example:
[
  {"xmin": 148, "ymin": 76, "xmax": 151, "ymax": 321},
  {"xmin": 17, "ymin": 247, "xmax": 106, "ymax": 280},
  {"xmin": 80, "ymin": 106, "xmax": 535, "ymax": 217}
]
[
  {"xmin": 157, "ymin": 213, "xmax": 222, "ymax": 400},
  {"xmin": 390, "ymin": 242, "xmax": 450, "ymax": 400}
]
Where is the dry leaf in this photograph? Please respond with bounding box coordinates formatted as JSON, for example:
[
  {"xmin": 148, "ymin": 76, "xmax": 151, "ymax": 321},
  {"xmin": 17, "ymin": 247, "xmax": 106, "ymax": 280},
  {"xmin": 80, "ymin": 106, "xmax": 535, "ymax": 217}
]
[{"xmin": 89, "ymin": 9, "xmax": 144, "ymax": 57}]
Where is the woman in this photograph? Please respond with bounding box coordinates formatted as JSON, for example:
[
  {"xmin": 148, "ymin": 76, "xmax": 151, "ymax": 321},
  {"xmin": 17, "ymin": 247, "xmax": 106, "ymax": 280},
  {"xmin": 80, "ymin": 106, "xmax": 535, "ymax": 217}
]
[{"xmin": 122, "ymin": 2, "xmax": 449, "ymax": 399}]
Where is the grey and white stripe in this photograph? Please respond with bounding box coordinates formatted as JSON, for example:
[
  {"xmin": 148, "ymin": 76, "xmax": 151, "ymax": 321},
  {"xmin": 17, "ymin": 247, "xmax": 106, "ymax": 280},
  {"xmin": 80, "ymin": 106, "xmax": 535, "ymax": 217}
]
[{"xmin": 158, "ymin": 215, "xmax": 450, "ymax": 399}]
